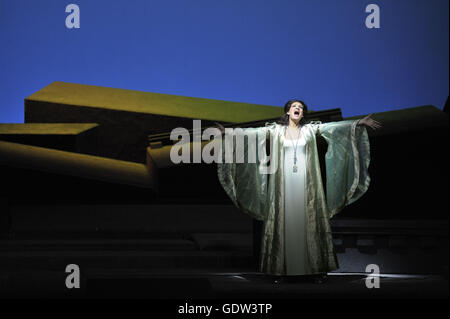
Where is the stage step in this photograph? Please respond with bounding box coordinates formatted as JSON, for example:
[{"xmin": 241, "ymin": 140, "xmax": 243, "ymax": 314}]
[
  {"xmin": 4, "ymin": 204, "xmax": 252, "ymax": 238},
  {"xmin": 24, "ymin": 81, "xmax": 282, "ymax": 163},
  {"xmin": 0, "ymin": 123, "xmax": 98, "ymax": 155},
  {"xmin": 0, "ymin": 238, "xmax": 198, "ymax": 251},
  {"xmin": 0, "ymin": 250, "xmax": 254, "ymax": 272}
]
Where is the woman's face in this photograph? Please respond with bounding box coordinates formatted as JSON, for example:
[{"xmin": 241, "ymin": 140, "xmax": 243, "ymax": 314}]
[{"xmin": 286, "ymin": 102, "xmax": 304, "ymax": 122}]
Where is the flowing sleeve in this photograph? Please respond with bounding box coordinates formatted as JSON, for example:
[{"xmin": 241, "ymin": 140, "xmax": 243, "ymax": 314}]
[
  {"xmin": 316, "ymin": 120, "xmax": 371, "ymax": 218},
  {"xmin": 216, "ymin": 123, "xmax": 273, "ymax": 221}
]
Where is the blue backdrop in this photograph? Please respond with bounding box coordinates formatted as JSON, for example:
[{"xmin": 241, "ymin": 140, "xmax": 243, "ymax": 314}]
[{"xmin": 0, "ymin": 0, "xmax": 448, "ymax": 122}]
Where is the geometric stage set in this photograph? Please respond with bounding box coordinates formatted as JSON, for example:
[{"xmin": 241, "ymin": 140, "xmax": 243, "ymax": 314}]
[{"xmin": 0, "ymin": 82, "xmax": 448, "ymax": 298}]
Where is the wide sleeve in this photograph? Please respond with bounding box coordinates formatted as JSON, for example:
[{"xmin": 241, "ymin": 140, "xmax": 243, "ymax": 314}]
[
  {"xmin": 317, "ymin": 120, "xmax": 371, "ymax": 218},
  {"xmin": 216, "ymin": 124, "xmax": 273, "ymax": 221}
]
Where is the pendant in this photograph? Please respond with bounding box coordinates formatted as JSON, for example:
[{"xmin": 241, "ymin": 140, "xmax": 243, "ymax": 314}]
[{"xmin": 293, "ymin": 165, "xmax": 297, "ymax": 173}]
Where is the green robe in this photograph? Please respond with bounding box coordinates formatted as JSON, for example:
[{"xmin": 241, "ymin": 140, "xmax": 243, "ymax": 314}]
[{"xmin": 217, "ymin": 120, "xmax": 371, "ymax": 275}]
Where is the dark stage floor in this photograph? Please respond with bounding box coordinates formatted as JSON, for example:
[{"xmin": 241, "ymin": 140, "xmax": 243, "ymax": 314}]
[{"xmin": 0, "ymin": 268, "xmax": 447, "ymax": 299}]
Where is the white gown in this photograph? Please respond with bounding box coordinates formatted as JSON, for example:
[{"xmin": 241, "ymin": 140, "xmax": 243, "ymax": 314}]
[{"xmin": 283, "ymin": 132, "xmax": 312, "ymax": 275}]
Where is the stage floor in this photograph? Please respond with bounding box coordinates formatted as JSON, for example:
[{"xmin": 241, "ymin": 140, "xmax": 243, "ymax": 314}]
[{"xmin": 1, "ymin": 268, "xmax": 447, "ymax": 299}]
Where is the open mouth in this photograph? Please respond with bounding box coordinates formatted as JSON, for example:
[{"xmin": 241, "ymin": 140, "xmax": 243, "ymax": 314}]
[{"xmin": 294, "ymin": 110, "xmax": 300, "ymax": 116}]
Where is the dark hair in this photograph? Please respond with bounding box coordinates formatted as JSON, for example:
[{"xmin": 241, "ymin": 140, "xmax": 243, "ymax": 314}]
[{"xmin": 278, "ymin": 99, "xmax": 308, "ymax": 126}]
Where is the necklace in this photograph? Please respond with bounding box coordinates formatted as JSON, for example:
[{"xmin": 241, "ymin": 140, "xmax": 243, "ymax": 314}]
[{"xmin": 286, "ymin": 125, "xmax": 301, "ymax": 173}]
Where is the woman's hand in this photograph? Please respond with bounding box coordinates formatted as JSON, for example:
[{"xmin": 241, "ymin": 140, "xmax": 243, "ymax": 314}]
[
  {"xmin": 357, "ymin": 113, "xmax": 382, "ymax": 130},
  {"xmin": 215, "ymin": 122, "xmax": 225, "ymax": 135}
]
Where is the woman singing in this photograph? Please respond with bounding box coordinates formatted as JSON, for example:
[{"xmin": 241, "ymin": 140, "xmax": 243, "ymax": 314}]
[{"xmin": 216, "ymin": 99, "xmax": 381, "ymax": 283}]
